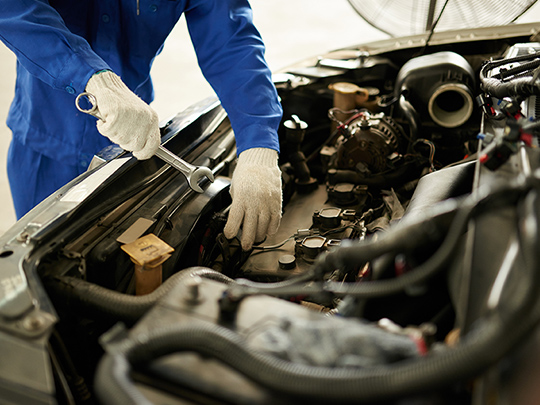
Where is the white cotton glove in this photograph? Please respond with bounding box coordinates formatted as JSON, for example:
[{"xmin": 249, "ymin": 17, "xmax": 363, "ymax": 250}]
[
  {"xmin": 85, "ymin": 71, "xmax": 160, "ymax": 159},
  {"xmin": 224, "ymin": 148, "xmax": 282, "ymax": 250}
]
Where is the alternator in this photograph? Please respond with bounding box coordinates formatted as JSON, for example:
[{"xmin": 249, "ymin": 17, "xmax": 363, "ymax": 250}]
[{"xmin": 334, "ymin": 111, "xmax": 402, "ymax": 173}]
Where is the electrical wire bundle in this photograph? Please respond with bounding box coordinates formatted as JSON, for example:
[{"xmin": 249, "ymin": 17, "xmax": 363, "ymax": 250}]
[{"xmin": 480, "ymin": 51, "xmax": 540, "ymax": 99}]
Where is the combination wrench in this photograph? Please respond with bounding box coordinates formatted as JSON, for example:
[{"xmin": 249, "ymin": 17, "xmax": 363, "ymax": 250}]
[{"xmin": 76, "ymin": 92, "xmax": 214, "ymax": 193}]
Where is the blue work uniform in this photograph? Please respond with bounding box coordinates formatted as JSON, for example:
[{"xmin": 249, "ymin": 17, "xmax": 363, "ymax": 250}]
[{"xmin": 0, "ymin": 0, "xmax": 282, "ymax": 219}]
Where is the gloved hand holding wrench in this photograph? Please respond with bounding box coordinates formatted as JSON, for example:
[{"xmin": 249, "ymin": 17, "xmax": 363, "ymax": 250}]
[
  {"xmin": 78, "ymin": 71, "xmax": 282, "ymax": 250},
  {"xmin": 76, "ymin": 71, "xmax": 214, "ymax": 193}
]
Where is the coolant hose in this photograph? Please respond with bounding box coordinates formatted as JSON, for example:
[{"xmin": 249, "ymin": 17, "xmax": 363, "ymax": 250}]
[
  {"xmin": 47, "ymin": 267, "xmax": 234, "ymax": 324},
  {"xmin": 95, "ymin": 295, "xmax": 540, "ymax": 404}
]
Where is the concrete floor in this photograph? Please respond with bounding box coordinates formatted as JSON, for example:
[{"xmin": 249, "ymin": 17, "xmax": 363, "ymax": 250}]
[{"xmin": 0, "ymin": 1, "xmax": 538, "ymax": 236}]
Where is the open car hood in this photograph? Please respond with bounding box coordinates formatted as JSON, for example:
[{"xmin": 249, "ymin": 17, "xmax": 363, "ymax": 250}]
[{"xmin": 4, "ymin": 20, "xmax": 540, "ymax": 405}]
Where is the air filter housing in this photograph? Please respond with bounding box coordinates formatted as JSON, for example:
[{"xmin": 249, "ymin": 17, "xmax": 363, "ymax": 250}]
[{"xmin": 395, "ymin": 51, "xmax": 475, "ymax": 128}]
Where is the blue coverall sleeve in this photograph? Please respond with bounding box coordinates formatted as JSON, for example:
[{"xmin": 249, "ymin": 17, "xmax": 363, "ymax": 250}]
[
  {"xmin": 0, "ymin": 1, "xmax": 109, "ymax": 94},
  {"xmin": 184, "ymin": 0, "xmax": 282, "ymax": 154}
]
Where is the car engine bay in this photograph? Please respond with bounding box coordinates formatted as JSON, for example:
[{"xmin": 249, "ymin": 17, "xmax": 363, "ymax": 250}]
[{"xmin": 3, "ymin": 24, "xmax": 540, "ymax": 405}]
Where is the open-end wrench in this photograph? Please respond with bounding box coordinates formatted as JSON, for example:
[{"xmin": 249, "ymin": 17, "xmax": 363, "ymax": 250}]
[
  {"xmin": 152, "ymin": 146, "xmax": 213, "ymax": 193},
  {"xmin": 75, "ymin": 92, "xmax": 214, "ymax": 193}
]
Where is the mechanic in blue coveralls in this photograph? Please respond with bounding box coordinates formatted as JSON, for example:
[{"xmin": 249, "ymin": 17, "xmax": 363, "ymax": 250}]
[{"xmin": 1, "ymin": 0, "xmax": 283, "ymax": 251}]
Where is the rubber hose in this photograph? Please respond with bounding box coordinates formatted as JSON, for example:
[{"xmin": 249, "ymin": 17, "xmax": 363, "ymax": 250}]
[
  {"xmin": 511, "ymin": 189, "xmax": 540, "ymax": 316},
  {"xmin": 47, "ymin": 267, "xmax": 234, "ymax": 323},
  {"xmin": 399, "ymin": 93, "xmax": 419, "ymax": 143},
  {"xmin": 222, "ymin": 208, "xmax": 450, "ymax": 302},
  {"xmin": 229, "ymin": 180, "xmax": 529, "ymax": 301},
  {"xmin": 327, "ymin": 160, "xmax": 424, "ymax": 188},
  {"xmin": 480, "ymin": 76, "xmax": 540, "ymax": 99},
  {"xmin": 234, "ymin": 199, "xmax": 463, "ymax": 300},
  {"xmin": 225, "ymin": 209, "xmax": 453, "ymax": 300},
  {"xmin": 322, "ymin": 179, "xmax": 529, "ymax": 291},
  {"xmin": 234, "ymin": 268, "xmax": 320, "ymax": 290},
  {"xmin": 95, "ymin": 296, "xmax": 540, "ymax": 404},
  {"xmin": 227, "ymin": 195, "xmax": 460, "ymax": 301}
]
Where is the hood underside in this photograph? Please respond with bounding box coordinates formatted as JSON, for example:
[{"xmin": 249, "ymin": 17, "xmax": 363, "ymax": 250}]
[{"xmin": 348, "ymin": 0, "xmax": 538, "ymax": 37}]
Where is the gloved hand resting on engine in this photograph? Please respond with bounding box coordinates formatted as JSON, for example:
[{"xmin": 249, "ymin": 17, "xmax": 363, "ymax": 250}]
[
  {"xmin": 224, "ymin": 148, "xmax": 282, "ymax": 251},
  {"xmin": 85, "ymin": 71, "xmax": 160, "ymax": 159}
]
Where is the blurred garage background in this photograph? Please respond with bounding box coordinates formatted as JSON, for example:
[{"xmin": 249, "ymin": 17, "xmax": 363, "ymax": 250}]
[{"xmin": 0, "ymin": 0, "xmax": 538, "ymax": 236}]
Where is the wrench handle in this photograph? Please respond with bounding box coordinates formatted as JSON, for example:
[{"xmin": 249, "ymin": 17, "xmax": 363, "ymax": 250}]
[
  {"xmin": 75, "ymin": 91, "xmax": 211, "ymax": 193},
  {"xmin": 154, "ymin": 146, "xmax": 195, "ymax": 175}
]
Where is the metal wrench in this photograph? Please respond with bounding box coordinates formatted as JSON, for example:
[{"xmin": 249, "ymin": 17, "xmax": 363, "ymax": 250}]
[{"xmin": 75, "ymin": 92, "xmax": 214, "ymax": 193}]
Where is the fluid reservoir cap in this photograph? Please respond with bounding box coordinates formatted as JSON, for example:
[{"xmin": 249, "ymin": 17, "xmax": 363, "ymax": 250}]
[
  {"xmin": 278, "ymin": 254, "xmax": 297, "ymax": 270},
  {"xmin": 365, "ymin": 86, "xmax": 380, "ymax": 100}
]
